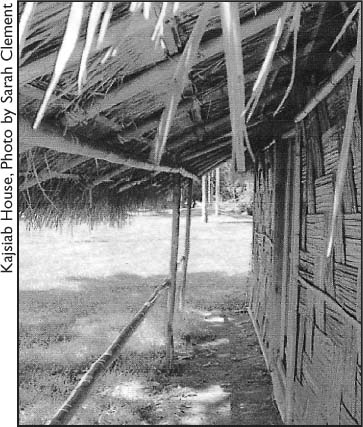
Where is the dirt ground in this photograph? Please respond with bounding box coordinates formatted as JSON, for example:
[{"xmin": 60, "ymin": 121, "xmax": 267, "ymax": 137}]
[
  {"xmin": 19, "ymin": 212, "xmax": 282, "ymax": 425},
  {"xmin": 92, "ymin": 309, "xmax": 282, "ymax": 425}
]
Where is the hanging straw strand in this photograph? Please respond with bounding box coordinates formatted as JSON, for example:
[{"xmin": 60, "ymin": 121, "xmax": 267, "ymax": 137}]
[
  {"xmin": 19, "ymin": 2, "xmax": 37, "ymax": 59},
  {"xmin": 273, "ymin": 3, "xmax": 302, "ymax": 116},
  {"xmin": 78, "ymin": 2, "xmax": 105, "ymax": 94},
  {"xmin": 96, "ymin": 2, "xmax": 114, "ymax": 49},
  {"xmin": 33, "ymin": 3, "xmax": 84, "ymax": 129},
  {"xmin": 330, "ymin": 2, "xmax": 360, "ymax": 51},
  {"xmin": 221, "ymin": 2, "xmax": 249, "ymax": 172},
  {"xmin": 150, "ymin": 2, "xmax": 214, "ymax": 165},
  {"xmin": 326, "ymin": 8, "xmax": 361, "ymax": 257},
  {"xmin": 151, "ymin": 2, "xmax": 170, "ymax": 49},
  {"xmin": 242, "ymin": 2, "xmax": 294, "ymax": 123}
]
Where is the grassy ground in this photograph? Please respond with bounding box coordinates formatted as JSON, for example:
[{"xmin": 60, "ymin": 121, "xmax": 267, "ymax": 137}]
[{"xmin": 19, "ymin": 211, "xmax": 280, "ymax": 425}]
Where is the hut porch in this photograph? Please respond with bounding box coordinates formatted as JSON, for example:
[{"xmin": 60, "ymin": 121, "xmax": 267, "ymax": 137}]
[{"xmin": 18, "ymin": 2, "xmax": 361, "ymax": 425}]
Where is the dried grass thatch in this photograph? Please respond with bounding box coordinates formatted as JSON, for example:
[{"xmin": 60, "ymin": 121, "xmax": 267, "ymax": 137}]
[{"xmin": 19, "ymin": 1, "xmax": 359, "ymax": 227}]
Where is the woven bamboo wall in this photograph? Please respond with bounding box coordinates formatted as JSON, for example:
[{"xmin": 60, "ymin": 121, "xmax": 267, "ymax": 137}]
[
  {"xmin": 293, "ymin": 71, "xmax": 361, "ymax": 425},
  {"xmin": 250, "ymin": 71, "xmax": 361, "ymax": 425},
  {"xmin": 250, "ymin": 144, "xmax": 279, "ymax": 358}
]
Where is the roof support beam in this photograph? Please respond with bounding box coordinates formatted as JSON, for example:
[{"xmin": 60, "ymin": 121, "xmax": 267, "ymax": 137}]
[
  {"xmin": 20, "ymin": 155, "xmax": 87, "ymax": 191},
  {"xmin": 19, "ymin": 118, "xmax": 200, "ymax": 182},
  {"xmin": 87, "ymin": 167, "xmax": 129, "ymax": 189}
]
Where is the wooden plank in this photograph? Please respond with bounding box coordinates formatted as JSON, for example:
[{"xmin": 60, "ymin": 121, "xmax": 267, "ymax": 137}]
[
  {"xmin": 315, "ymin": 174, "xmax": 335, "ymax": 213},
  {"xmin": 303, "ymin": 120, "xmax": 316, "ymax": 213},
  {"xmin": 356, "ymin": 261, "xmax": 361, "ymax": 322},
  {"xmin": 280, "ymin": 141, "xmax": 293, "ymax": 360},
  {"xmin": 327, "ymin": 345, "xmax": 345, "ymax": 424},
  {"xmin": 341, "ymin": 325, "xmax": 357, "ymax": 417},
  {"xmin": 334, "ymin": 262, "xmax": 358, "ymax": 317},
  {"xmin": 285, "ymin": 130, "xmax": 301, "ymax": 423},
  {"xmin": 295, "ymin": 314, "xmax": 305, "ymax": 383},
  {"xmin": 334, "ymin": 206, "xmax": 345, "ymax": 264},
  {"xmin": 305, "ymin": 290, "xmax": 315, "ymax": 359},
  {"xmin": 166, "ymin": 177, "xmax": 181, "ymax": 370},
  {"xmin": 271, "ymin": 139, "xmax": 288, "ymax": 353}
]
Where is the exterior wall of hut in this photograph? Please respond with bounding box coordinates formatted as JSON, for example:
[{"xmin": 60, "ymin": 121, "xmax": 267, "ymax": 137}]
[{"xmin": 249, "ymin": 70, "xmax": 361, "ymax": 425}]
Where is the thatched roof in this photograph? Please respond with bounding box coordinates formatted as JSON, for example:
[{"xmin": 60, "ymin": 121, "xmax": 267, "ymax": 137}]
[{"xmin": 19, "ymin": 1, "xmax": 359, "ymax": 227}]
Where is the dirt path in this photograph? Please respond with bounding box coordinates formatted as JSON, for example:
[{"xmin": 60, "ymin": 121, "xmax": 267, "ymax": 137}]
[{"xmin": 89, "ymin": 305, "xmax": 282, "ymax": 425}]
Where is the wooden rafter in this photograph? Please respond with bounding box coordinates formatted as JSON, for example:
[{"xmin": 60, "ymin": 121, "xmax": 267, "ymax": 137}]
[{"xmin": 19, "ymin": 118, "xmax": 200, "ymax": 182}]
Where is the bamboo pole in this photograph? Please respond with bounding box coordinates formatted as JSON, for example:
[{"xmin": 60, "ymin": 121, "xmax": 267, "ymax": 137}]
[
  {"xmin": 326, "ymin": 21, "xmax": 360, "ymax": 257},
  {"xmin": 165, "ymin": 176, "xmax": 181, "ymax": 370},
  {"xmin": 88, "ymin": 167, "xmax": 128, "ymax": 189},
  {"xmin": 295, "ymin": 48, "xmax": 356, "ymax": 123},
  {"xmin": 117, "ymin": 176, "xmax": 151, "ymax": 193},
  {"xmin": 179, "ymin": 179, "xmax": 193, "ymax": 311},
  {"xmin": 47, "ymin": 280, "xmax": 170, "ymax": 425},
  {"xmin": 285, "ymin": 128, "xmax": 301, "ymax": 424},
  {"xmin": 201, "ymin": 175, "xmax": 208, "ymax": 223},
  {"xmin": 19, "ymin": 118, "xmax": 200, "ymax": 183},
  {"xmin": 220, "ymin": 1, "xmax": 246, "ymax": 172},
  {"xmin": 215, "ymin": 167, "xmax": 220, "ymax": 216}
]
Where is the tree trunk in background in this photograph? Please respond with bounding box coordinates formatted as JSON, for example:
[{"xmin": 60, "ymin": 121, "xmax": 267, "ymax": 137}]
[
  {"xmin": 207, "ymin": 172, "xmax": 211, "ymax": 203},
  {"xmin": 202, "ymin": 175, "xmax": 208, "ymax": 223},
  {"xmin": 215, "ymin": 167, "xmax": 220, "ymax": 215}
]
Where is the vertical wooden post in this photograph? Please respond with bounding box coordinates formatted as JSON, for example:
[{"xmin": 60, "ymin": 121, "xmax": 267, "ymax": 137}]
[
  {"xmin": 271, "ymin": 139, "xmax": 288, "ymax": 355},
  {"xmin": 179, "ymin": 178, "xmax": 193, "ymax": 311},
  {"xmin": 285, "ymin": 131, "xmax": 301, "ymax": 424},
  {"xmin": 215, "ymin": 167, "xmax": 220, "ymax": 216},
  {"xmin": 280, "ymin": 141, "xmax": 293, "ymax": 360},
  {"xmin": 166, "ymin": 175, "xmax": 181, "ymax": 370},
  {"xmin": 202, "ymin": 174, "xmax": 208, "ymax": 223}
]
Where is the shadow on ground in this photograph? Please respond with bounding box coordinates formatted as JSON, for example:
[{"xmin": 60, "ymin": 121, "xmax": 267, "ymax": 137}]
[{"xmin": 19, "ymin": 271, "xmax": 281, "ymax": 425}]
